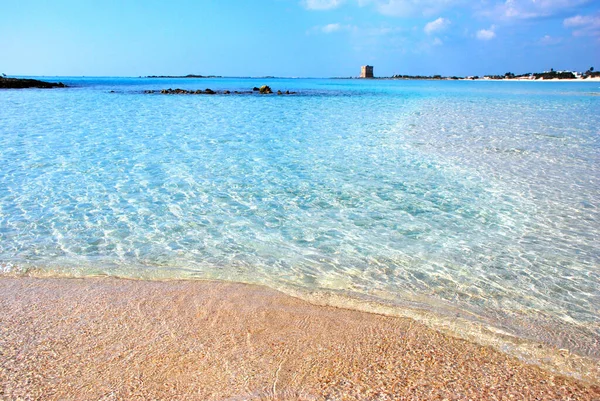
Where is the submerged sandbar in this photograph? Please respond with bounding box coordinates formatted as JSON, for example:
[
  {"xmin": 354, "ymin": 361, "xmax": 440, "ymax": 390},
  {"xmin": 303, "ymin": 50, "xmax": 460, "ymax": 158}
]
[{"xmin": 1, "ymin": 277, "xmax": 598, "ymax": 400}]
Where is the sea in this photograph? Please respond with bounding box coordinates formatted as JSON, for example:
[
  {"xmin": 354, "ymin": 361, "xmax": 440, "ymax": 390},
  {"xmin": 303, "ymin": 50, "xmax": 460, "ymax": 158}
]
[{"xmin": 1, "ymin": 77, "xmax": 599, "ymax": 377}]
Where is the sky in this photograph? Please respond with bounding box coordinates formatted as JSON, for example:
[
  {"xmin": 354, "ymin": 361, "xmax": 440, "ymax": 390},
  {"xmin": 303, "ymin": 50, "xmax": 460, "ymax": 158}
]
[{"xmin": 1, "ymin": 0, "xmax": 599, "ymax": 77}]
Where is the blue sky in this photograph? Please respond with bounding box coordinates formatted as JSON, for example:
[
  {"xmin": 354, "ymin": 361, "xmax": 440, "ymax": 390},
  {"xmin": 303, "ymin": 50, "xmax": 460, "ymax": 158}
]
[{"xmin": 1, "ymin": 0, "xmax": 598, "ymax": 77}]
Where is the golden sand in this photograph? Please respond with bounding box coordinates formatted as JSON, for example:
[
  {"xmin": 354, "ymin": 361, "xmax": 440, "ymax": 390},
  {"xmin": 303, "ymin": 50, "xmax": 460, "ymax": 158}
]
[{"xmin": 1, "ymin": 277, "xmax": 598, "ymax": 400}]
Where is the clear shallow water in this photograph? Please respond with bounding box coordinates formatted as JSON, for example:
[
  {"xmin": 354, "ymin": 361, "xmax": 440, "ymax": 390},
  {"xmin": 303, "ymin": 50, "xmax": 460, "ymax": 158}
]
[{"xmin": 1, "ymin": 77, "xmax": 599, "ymax": 362}]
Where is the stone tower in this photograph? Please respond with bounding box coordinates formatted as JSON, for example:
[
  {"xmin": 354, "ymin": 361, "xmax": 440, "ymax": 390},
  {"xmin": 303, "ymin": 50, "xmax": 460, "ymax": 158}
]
[{"xmin": 360, "ymin": 65, "xmax": 374, "ymax": 78}]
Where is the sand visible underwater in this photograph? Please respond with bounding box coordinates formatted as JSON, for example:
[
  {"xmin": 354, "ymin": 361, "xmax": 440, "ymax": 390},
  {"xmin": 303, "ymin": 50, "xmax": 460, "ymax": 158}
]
[{"xmin": 1, "ymin": 277, "xmax": 599, "ymax": 400}]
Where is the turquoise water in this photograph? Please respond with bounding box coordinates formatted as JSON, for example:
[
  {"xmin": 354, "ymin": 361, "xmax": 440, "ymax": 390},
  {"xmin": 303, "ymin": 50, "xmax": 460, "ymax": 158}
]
[{"xmin": 1, "ymin": 78, "xmax": 599, "ymax": 362}]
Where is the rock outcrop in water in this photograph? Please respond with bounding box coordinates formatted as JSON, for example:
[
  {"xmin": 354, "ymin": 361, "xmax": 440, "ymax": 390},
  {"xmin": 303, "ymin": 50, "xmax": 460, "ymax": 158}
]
[
  {"xmin": 0, "ymin": 77, "xmax": 66, "ymax": 89},
  {"xmin": 145, "ymin": 74, "xmax": 222, "ymax": 78},
  {"xmin": 259, "ymin": 85, "xmax": 272, "ymax": 94},
  {"xmin": 146, "ymin": 86, "xmax": 296, "ymax": 96}
]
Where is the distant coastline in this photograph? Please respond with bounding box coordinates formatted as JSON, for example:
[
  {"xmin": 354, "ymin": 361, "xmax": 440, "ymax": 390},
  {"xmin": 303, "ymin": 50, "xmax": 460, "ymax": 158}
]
[
  {"xmin": 2, "ymin": 72, "xmax": 599, "ymax": 84},
  {"xmin": 339, "ymin": 68, "xmax": 600, "ymax": 82},
  {"xmin": 145, "ymin": 74, "xmax": 222, "ymax": 79},
  {"xmin": 143, "ymin": 69, "xmax": 600, "ymax": 81}
]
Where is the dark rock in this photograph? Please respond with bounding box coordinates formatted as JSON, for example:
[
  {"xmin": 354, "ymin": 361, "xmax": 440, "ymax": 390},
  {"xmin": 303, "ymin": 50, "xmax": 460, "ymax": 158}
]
[
  {"xmin": 204, "ymin": 88, "xmax": 216, "ymax": 94},
  {"xmin": 252, "ymin": 87, "xmax": 260, "ymax": 91},
  {"xmin": 224, "ymin": 90, "xmax": 230, "ymax": 94},
  {"xmin": 0, "ymin": 77, "xmax": 67, "ymax": 89},
  {"xmin": 195, "ymin": 90, "xmax": 203, "ymax": 94},
  {"xmin": 277, "ymin": 90, "xmax": 282, "ymax": 95},
  {"xmin": 259, "ymin": 85, "xmax": 272, "ymax": 94},
  {"xmin": 285, "ymin": 90, "xmax": 290, "ymax": 95},
  {"xmin": 110, "ymin": 90, "xmax": 115, "ymax": 93}
]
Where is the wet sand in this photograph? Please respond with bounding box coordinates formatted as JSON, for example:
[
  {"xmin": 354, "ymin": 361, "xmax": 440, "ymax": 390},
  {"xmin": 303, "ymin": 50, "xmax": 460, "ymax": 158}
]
[{"xmin": 1, "ymin": 277, "xmax": 598, "ymax": 400}]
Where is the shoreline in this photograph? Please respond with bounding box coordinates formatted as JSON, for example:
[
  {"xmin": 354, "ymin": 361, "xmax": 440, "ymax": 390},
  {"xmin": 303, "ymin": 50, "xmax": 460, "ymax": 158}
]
[
  {"xmin": 363, "ymin": 77, "xmax": 600, "ymax": 82},
  {"xmin": 469, "ymin": 77, "xmax": 600, "ymax": 82},
  {"xmin": 3, "ymin": 268, "xmax": 599, "ymax": 385},
  {"xmin": 1, "ymin": 276, "xmax": 598, "ymax": 399}
]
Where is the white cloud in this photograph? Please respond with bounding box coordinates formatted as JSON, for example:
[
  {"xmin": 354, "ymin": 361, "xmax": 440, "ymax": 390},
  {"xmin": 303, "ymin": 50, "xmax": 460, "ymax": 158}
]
[
  {"xmin": 307, "ymin": 23, "xmax": 356, "ymax": 34},
  {"xmin": 432, "ymin": 37, "xmax": 443, "ymax": 46},
  {"xmin": 311, "ymin": 21, "xmax": 405, "ymax": 36},
  {"xmin": 563, "ymin": 14, "xmax": 600, "ymax": 36},
  {"xmin": 322, "ymin": 23, "xmax": 342, "ymax": 32},
  {"xmin": 354, "ymin": 0, "xmax": 591, "ymax": 20},
  {"xmin": 482, "ymin": 0, "xmax": 591, "ymax": 20},
  {"xmin": 356, "ymin": 25, "xmax": 406, "ymax": 36},
  {"xmin": 476, "ymin": 26, "xmax": 496, "ymax": 40},
  {"xmin": 359, "ymin": 0, "xmax": 465, "ymax": 17},
  {"xmin": 564, "ymin": 14, "xmax": 599, "ymax": 27},
  {"xmin": 539, "ymin": 35, "xmax": 562, "ymax": 45},
  {"xmin": 564, "ymin": 15, "xmax": 589, "ymax": 26},
  {"xmin": 424, "ymin": 17, "xmax": 450, "ymax": 34},
  {"xmin": 302, "ymin": 0, "xmax": 345, "ymax": 10}
]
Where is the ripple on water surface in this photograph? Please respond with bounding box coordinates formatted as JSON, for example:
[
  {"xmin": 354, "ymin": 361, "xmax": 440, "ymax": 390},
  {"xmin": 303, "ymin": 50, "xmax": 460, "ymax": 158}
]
[{"xmin": 0, "ymin": 79, "xmax": 599, "ymax": 377}]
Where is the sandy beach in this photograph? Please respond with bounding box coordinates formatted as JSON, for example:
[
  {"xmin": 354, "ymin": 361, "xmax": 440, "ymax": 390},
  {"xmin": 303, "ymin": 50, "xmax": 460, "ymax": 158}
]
[
  {"xmin": 493, "ymin": 78, "xmax": 600, "ymax": 82},
  {"xmin": 1, "ymin": 277, "xmax": 598, "ymax": 400}
]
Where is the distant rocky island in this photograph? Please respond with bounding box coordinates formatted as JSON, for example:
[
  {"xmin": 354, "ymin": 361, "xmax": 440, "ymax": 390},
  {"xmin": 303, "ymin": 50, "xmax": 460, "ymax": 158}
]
[
  {"xmin": 145, "ymin": 74, "xmax": 222, "ymax": 79},
  {"xmin": 0, "ymin": 77, "xmax": 66, "ymax": 89},
  {"xmin": 143, "ymin": 85, "xmax": 296, "ymax": 96}
]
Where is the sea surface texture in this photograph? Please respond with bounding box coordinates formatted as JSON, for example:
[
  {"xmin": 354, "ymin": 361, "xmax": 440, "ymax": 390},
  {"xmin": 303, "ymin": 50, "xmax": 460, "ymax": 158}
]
[{"xmin": 1, "ymin": 78, "xmax": 599, "ymax": 367}]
